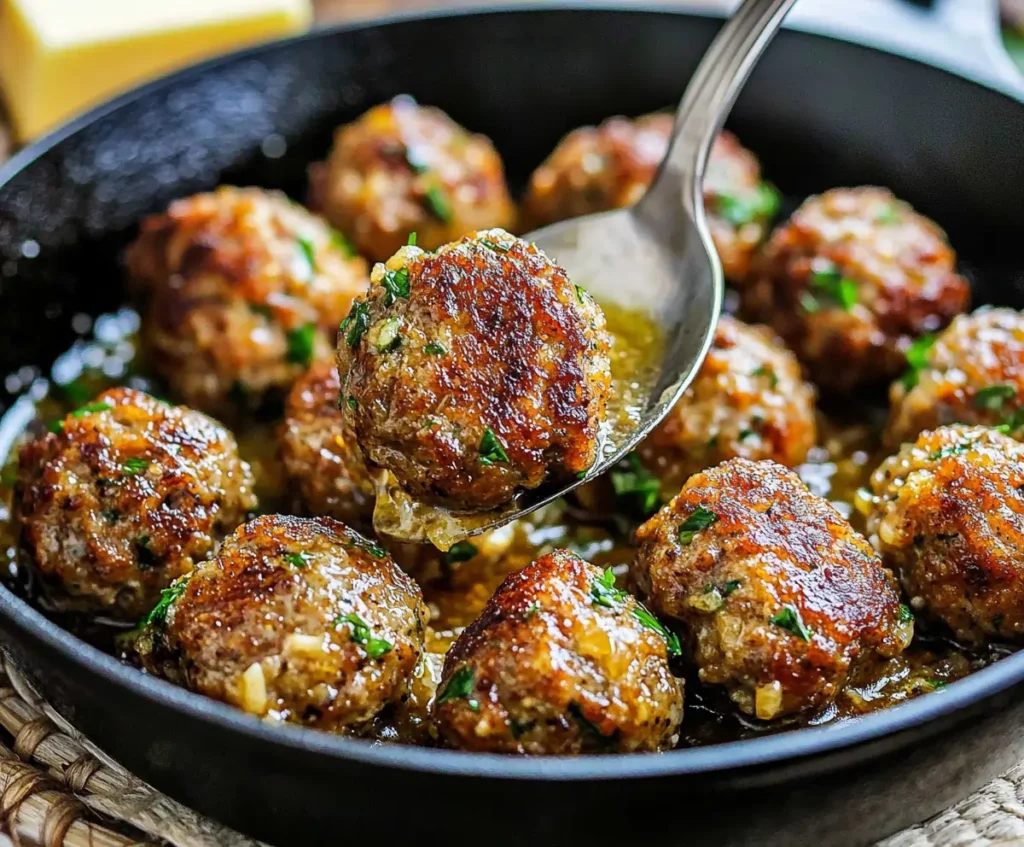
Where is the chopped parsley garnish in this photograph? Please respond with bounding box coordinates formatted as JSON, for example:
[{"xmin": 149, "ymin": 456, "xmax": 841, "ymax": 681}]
[
  {"xmin": 975, "ymin": 384, "xmax": 1017, "ymax": 411},
  {"xmin": 443, "ymin": 540, "xmax": 478, "ymax": 565},
  {"xmin": 338, "ymin": 612, "xmax": 392, "ymax": 659},
  {"xmin": 705, "ymin": 579, "xmax": 741, "ymax": 598},
  {"xmin": 424, "ymin": 341, "xmax": 447, "ymax": 356},
  {"xmin": 345, "ymin": 396, "xmax": 358, "ymax": 412},
  {"xmin": 284, "ymin": 552, "xmax": 310, "ymax": 569},
  {"xmin": 715, "ymin": 184, "xmax": 780, "ymax": 226},
  {"xmin": 286, "ymin": 323, "xmax": 317, "ymax": 367},
  {"xmin": 575, "ymin": 284, "xmax": 589, "ymax": 305},
  {"xmin": 480, "ymin": 238, "xmax": 510, "ymax": 254},
  {"xmin": 373, "ymin": 317, "xmax": 402, "ymax": 353},
  {"xmin": 524, "ymin": 602, "xmax": 541, "ymax": 620},
  {"xmin": 296, "ymin": 236, "xmax": 317, "ymax": 275},
  {"xmin": 71, "ymin": 402, "xmax": 112, "ymax": 417},
  {"xmin": 928, "ymin": 679, "xmax": 948, "ymax": 690},
  {"xmin": 898, "ymin": 603, "xmax": 914, "ymax": 623},
  {"xmin": 590, "ymin": 567, "xmax": 629, "ymax": 609},
  {"xmin": 804, "ymin": 261, "xmax": 857, "ymax": 312},
  {"xmin": 610, "ymin": 453, "xmax": 661, "ymax": 516},
  {"xmin": 346, "ymin": 536, "xmax": 387, "ymax": 558},
  {"xmin": 59, "ymin": 379, "xmax": 91, "ymax": 407},
  {"xmin": 928, "ymin": 442, "xmax": 974, "ymax": 461},
  {"xmin": 751, "ymin": 365, "xmax": 779, "ymax": 390},
  {"xmin": 678, "ymin": 506, "xmax": 717, "ymax": 545},
  {"xmin": 632, "ymin": 606, "xmax": 682, "ymax": 657},
  {"xmin": 436, "ymin": 665, "xmax": 476, "ymax": 707},
  {"xmin": 423, "ymin": 185, "xmax": 452, "ymax": 223},
  {"xmin": 341, "ymin": 301, "xmax": 372, "ymax": 348},
  {"xmin": 140, "ymin": 577, "xmax": 190, "ymax": 629},
  {"xmin": 769, "ymin": 605, "xmax": 812, "ymax": 641},
  {"xmin": 995, "ymin": 408, "xmax": 1024, "ymax": 435},
  {"xmin": 875, "ymin": 204, "xmax": 901, "ymax": 225},
  {"xmin": 331, "ymin": 230, "xmax": 357, "ymax": 258},
  {"xmin": 407, "ymin": 232, "xmax": 418, "ymax": 247},
  {"xmin": 48, "ymin": 420, "xmax": 64, "ymax": 434},
  {"xmin": 568, "ymin": 701, "xmax": 618, "ymax": 748},
  {"xmin": 478, "ymin": 428, "xmax": 510, "ymax": 466},
  {"xmin": 121, "ymin": 458, "xmax": 149, "ymax": 475},
  {"xmin": 381, "ymin": 267, "xmax": 411, "ymax": 304},
  {"xmin": 900, "ymin": 333, "xmax": 937, "ymax": 390}
]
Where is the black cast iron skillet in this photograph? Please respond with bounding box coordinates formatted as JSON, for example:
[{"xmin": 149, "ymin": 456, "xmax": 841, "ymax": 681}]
[{"xmin": 1, "ymin": 3, "xmax": 1024, "ymax": 845}]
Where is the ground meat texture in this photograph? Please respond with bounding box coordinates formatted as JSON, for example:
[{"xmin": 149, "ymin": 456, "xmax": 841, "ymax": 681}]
[
  {"xmin": 521, "ymin": 115, "xmax": 777, "ymax": 281},
  {"xmin": 886, "ymin": 308, "xmax": 1024, "ymax": 449},
  {"xmin": 742, "ymin": 187, "xmax": 970, "ymax": 392},
  {"xmin": 632, "ymin": 459, "xmax": 912, "ymax": 721},
  {"xmin": 126, "ymin": 186, "xmax": 369, "ymax": 416},
  {"xmin": 860, "ymin": 425, "xmax": 1024, "ymax": 644},
  {"xmin": 432, "ymin": 549, "xmax": 684, "ymax": 754},
  {"xmin": 144, "ymin": 515, "xmax": 427, "ymax": 732},
  {"xmin": 14, "ymin": 388, "xmax": 256, "ymax": 619},
  {"xmin": 639, "ymin": 315, "xmax": 816, "ymax": 481},
  {"xmin": 279, "ymin": 361, "xmax": 374, "ymax": 528},
  {"xmin": 312, "ymin": 95, "xmax": 516, "ymax": 263},
  {"xmin": 336, "ymin": 229, "xmax": 613, "ymax": 512}
]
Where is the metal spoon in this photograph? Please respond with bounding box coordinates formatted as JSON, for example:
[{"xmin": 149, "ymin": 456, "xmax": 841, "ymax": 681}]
[{"xmin": 377, "ymin": 0, "xmax": 798, "ymax": 544}]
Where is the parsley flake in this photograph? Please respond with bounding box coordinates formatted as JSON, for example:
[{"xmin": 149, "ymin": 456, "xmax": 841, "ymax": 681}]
[
  {"xmin": 296, "ymin": 236, "xmax": 317, "ymax": 276},
  {"xmin": 341, "ymin": 301, "xmax": 372, "ymax": 348},
  {"xmin": 347, "ymin": 396, "xmax": 358, "ymax": 410},
  {"xmin": 610, "ymin": 453, "xmax": 661, "ymax": 516},
  {"xmin": 284, "ymin": 552, "xmax": 310, "ymax": 569},
  {"xmin": 331, "ymin": 230, "xmax": 357, "ymax": 258},
  {"xmin": 898, "ymin": 603, "xmax": 914, "ymax": 623},
  {"xmin": 121, "ymin": 457, "xmax": 149, "ymax": 475},
  {"xmin": 443, "ymin": 540, "xmax": 478, "ymax": 565},
  {"xmin": 424, "ymin": 341, "xmax": 447, "ymax": 355},
  {"xmin": 568, "ymin": 701, "xmax": 619, "ymax": 748},
  {"xmin": 590, "ymin": 568, "xmax": 628, "ymax": 609},
  {"xmin": 807, "ymin": 262, "xmax": 858, "ymax": 311},
  {"xmin": 632, "ymin": 606, "xmax": 682, "ymax": 656},
  {"xmin": 875, "ymin": 204, "xmax": 902, "ymax": 225},
  {"xmin": 769, "ymin": 605, "xmax": 812, "ymax": 641},
  {"xmin": 575, "ymin": 284, "xmax": 589, "ymax": 305},
  {"xmin": 140, "ymin": 576, "xmax": 190, "ymax": 629},
  {"xmin": 900, "ymin": 334, "xmax": 937, "ymax": 390},
  {"xmin": 715, "ymin": 183, "xmax": 780, "ymax": 226},
  {"xmin": 975, "ymin": 384, "xmax": 1017, "ymax": 411},
  {"xmin": 407, "ymin": 232, "xmax": 418, "ymax": 247},
  {"xmin": 71, "ymin": 402, "xmax": 112, "ymax": 417},
  {"xmin": 373, "ymin": 317, "xmax": 402, "ymax": 353},
  {"xmin": 423, "ymin": 185, "xmax": 452, "ymax": 223},
  {"xmin": 436, "ymin": 665, "xmax": 476, "ymax": 707},
  {"xmin": 338, "ymin": 612, "xmax": 392, "ymax": 659},
  {"xmin": 480, "ymin": 238, "xmax": 510, "ymax": 254},
  {"xmin": 381, "ymin": 267, "xmax": 411, "ymax": 304},
  {"xmin": 478, "ymin": 428, "xmax": 510, "ymax": 466},
  {"xmin": 678, "ymin": 506, "xmax": 717, "ymax": 545},
  {"xmin": 287, "ymin": 323, "xmax": 317, "ymax": 367}
]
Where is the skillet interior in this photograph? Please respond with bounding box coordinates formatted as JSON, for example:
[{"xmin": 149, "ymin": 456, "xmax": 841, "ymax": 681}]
[{"xmin": 2, "ymin": 6, "xmax": 1024, "ymax": 845}]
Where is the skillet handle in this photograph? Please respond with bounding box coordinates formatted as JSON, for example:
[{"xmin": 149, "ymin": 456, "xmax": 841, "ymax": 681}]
[{"xmin": 785, "ymin": 0, "xmax": 1023, "ymax": 92}]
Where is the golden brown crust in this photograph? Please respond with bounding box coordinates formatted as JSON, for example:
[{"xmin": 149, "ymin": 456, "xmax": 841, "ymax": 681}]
[
  {"xmin": 742, "ymin": 187, "xmax": 970, "ymax": 392},
  {"xmin": 314, "ymin": 96, "xmax": 515, "ymax": 262},
  {"xmin": 522, "ymin": 116, "xmax": 775, "ymax": 281},
  {"xmin": 632, "ymin": 458, "xmax": 912, "ymax": 720},
  {"xmin": 337, "ymin": 229, "xmax": 612, "ymax": 511},
  {"xmin": 862, "ymin": 425, "xmax": 1024, "ymax": 644},
  {"xmin": 127, "ymin": 186, "xmax": 369, "ymax": 416},
  {"xmin": 14, "ymin": 388, "xmax": 256, "ymax": 619},
  {"xmin": 278, "ymin": 362, "xmax": 375, "ymax": 527},
  {"xmin": 149, "ymin": 515, "xmax": 427, "ymax": 732},
  {"xmin": 886, "ymin": 308, "xmax": 1024, "ymax": 448},
  {"xmin": 433, "ymin": 549, "xmax": 684, "ymax": 754},
  {"xmin": 640, "ymin": 315, "xmax": 816, "ymax": 483}
]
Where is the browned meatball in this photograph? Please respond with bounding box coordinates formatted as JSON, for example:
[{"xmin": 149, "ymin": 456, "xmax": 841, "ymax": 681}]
[
  {"xmin": 312, "ymin": 96, "xmax": 516, "ymax": 262},
  {"xmin": 432, "ymin": 549, "xmax": 684, "ymax": 754},
  {"xmin": 279, "ymin": 361, "xmax": 374, "ymax": 527},
  {"xmin": 14, "ymin": 388, "xmax": 256, "ymax": 619},
  {"xmin": 336, "ymin": 229, "xmax": 612, "ymax": 512},
  {"xmin": 639, "ymin": 315, "xmax": 816, "ymax": 487},
  {"xmin": 742, "ymin": 187, "xmax": 970, "ymax": 392},
  {"xmin": 522, "ymin": 115, "xmax": 777, "ymax": 281},
  {"xmin": 127, "ymin": 186, "xmax": 370, "ymax": 416},
  {"xmin": 632, "ymin": 459, "xmax": 912, "ymax": 720},
  {"xmin": 141, "ymin": 515, "xmax": 427, "ymax": 732},
  {"xmin": 860, "ymin": 425, "xmax": 1024, "ymax": 644},
  {"xmin": 886, "ymin": 308, "xmax": 1024, "ymax": 448}
]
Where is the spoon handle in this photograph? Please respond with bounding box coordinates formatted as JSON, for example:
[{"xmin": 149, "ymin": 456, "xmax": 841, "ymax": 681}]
[{"xmin": 638, "ymin": 0, "xmax": 798, "ymax": 221}]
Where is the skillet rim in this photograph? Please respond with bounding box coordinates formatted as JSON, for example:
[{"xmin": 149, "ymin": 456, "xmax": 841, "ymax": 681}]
[{"xmin": 2, "ymin": 2, "xmax": 1024, "ymax": 781}]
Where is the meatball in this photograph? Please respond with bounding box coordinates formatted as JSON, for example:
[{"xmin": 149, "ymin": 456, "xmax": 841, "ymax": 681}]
[
  {"xmin": 432, "ymin": 549, "xmax": 684, "ymax": 754},
  {"xmin": 639, "ymin": 315, "xmax": 816, "ymax": 485},
  {"xmin": 127, "ymin": 186, "xmax": 370, "ymax": 416},
  {"xmin": 312, "ymin": 95, "xmax": 515, "ymax": 262},
  {"xmin": 279, "ymin": 361, "xmax": 374, "ymax": 527},
  {"xmin": 337, "ymin": 229, "xmax": 612, "ymax": 512},
  {"xmin": 860, "ymin": 425, "xmax": 1024, "ymax": 644},
  {"xmin": 521, "ymin": 115, "xmax": 777, "ymax": 281},
  {"xmin": 886, "ymin": 308, "xmax": 1024, "ymax": 448},
  {"xmin": 742, "ymin": 187, "xmax": 970, "ymax": 392},
  {"xmin": 14, "ymin": 388, "xmax": 256, "ymax": 619},
  {"xmin": 141, "ymin": 515, "xmax": 427, "ymax": 732},
  {"xmin": 632, "ymin": 459, "xmax": 912, "ymax": 720}
]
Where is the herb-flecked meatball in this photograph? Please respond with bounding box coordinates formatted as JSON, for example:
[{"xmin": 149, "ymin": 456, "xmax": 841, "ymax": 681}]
[
  {"xmin": 127, "ymin": 186, "xmax": 369, "ymax": 415},
  {"xmin": 521, "ymin": 115, "xmax": 777, "ymax": 281},
  {"xmin": 632, "ymin": 459, "xmax": 912, "ymax": 720},
  {"xmin": 886, "ymin": 308, "xmax": 1024, "ymax": 448},
  {"xmin": 14, "ymin": 388, "xmax": 256, "ymax": 619},
  {"xmin": 742, "ymin": 187, "xmax": 970, "ymax": 392},
  {"xmin": 432, "ymin": 549, "xmax": 684, "ymax": 754},
  {"xmin": 279, "ymin": 361, "xmax": 374, "ymax": 527},
  {"xmin": 336, "ymin": 229, "xmax": 613, "ymax": 512},
  {"xmin": 639, "ymin": 315, "xmax": 816, "ymax": 485},
  {"xmin": 860, "ymin": 425, "xmax": 1024, "ymax": 644},
  {"xmin": 140, "ymin": 515, "xmax": 427, "ymax": 732},
  {"xmin": 312, "ymin": 96, "xmax": 516, "ymax": 263}
]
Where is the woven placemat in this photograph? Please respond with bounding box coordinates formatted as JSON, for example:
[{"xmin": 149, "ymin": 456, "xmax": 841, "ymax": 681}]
[{"xmin": 0, "ymin": 650, "xmax": 1016, "ymax": 847}]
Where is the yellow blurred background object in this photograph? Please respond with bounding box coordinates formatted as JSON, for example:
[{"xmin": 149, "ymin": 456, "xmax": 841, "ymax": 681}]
[{"xmin": 0, "ymin": 0, "xmax": 312, "ymax": 141}]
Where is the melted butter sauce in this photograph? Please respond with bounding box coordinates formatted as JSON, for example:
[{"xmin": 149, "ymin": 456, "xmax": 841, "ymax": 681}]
[
  {"xmin": 0, "ymin": 307, "xmax": 1008, "ymax": 747},
  {"xmin": 369, "ymin": 300, "xmax": 665, "ymax": 550}
]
